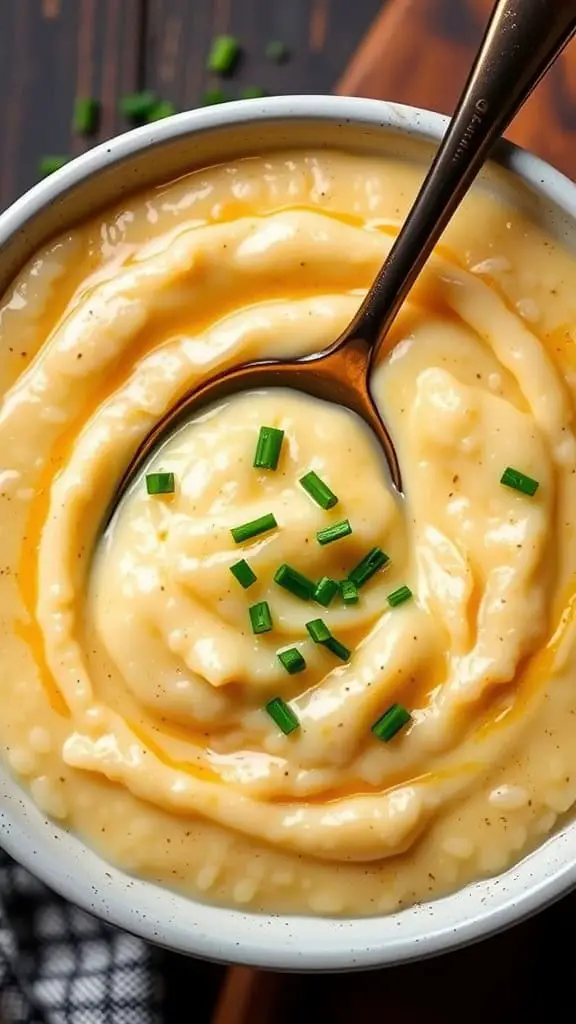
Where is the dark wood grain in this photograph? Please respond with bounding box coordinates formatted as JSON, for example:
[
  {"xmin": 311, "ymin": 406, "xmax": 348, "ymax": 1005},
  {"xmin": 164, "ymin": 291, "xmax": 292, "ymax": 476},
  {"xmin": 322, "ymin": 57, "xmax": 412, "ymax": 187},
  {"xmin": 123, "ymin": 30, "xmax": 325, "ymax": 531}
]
[
  {"xmin": 211, "ymin": 965, "xmax": 282, "ymax": 1024},
  {"xmin": 0, "ymin": 0, "xmax": 382, "ymax": 209},
  {"xmin": 0, "ymin": 1, "xmax": 574, "ymax": 200},
  {"xmin": 0, "ymin": 0, "xmax": 143, "ymax": 206},
  {"xmin": 143, "ymin": 0, "xmax": 382, "ymax": 110},
  {"xmin": 337, "ymin": 0, "xmax": 576, "ymax": 180}
]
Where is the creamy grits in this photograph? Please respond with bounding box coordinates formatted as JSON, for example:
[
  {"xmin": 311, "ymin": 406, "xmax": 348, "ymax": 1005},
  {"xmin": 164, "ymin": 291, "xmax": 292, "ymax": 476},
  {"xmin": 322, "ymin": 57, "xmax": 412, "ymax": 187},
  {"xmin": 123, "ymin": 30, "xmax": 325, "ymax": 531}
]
[{"xmin": 2, "ymin": 150, "xmax": 576, "ymax": 916}]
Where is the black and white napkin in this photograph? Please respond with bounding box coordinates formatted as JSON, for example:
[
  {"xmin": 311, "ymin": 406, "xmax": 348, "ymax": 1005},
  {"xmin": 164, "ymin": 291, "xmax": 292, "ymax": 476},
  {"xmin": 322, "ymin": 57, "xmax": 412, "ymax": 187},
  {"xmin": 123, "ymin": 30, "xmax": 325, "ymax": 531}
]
[{"xmin": 0, "ymin": 847, "xmax": 163, "ymax": 1024}]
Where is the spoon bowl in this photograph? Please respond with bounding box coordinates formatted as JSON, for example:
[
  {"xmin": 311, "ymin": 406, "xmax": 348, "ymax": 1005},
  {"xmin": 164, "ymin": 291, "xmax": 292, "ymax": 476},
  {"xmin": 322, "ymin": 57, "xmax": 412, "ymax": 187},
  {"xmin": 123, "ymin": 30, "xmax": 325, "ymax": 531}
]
[{"xmin": 109, "ymin": 335, "xmax": 399, "ymax": 527}]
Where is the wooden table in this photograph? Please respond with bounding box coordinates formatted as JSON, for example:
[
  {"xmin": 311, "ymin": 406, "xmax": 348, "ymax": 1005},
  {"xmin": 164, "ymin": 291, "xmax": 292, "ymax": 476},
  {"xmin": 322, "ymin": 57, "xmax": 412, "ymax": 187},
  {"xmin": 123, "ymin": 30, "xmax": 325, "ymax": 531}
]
[
  {"xmin": 1, "ymin": 2, "xmax": 575, "ymax": 1021},
  {"xmin": 0, "ymin": 0, "xmax": 381, "ymax": 205},
  {"xmin": 1, "ymin": 0, "xmax": 575, "ymax": 206}
]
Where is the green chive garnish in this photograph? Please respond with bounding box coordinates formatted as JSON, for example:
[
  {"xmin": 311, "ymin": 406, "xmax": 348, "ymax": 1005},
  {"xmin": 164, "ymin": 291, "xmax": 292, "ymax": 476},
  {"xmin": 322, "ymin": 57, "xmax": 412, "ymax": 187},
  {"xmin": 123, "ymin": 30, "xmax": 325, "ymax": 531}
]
[
  {"xmin": 265, "ymin": 40, "xmax": 289, "ymax": 63},
  {"xmin": 265, "ymin": 696, "xmax": 300, "ymax": 734},
  {"xmin": 316, "ymin": 519, "xmax": 352, "ymax": 546},
  {"xmin": 254, "ymin": 426, "xmax": 284, "ymax": 470},
  {"xmin": 348, "ymin": 547, "xmax": 389, "ymax": 588},
  {"xmin": 201, "ymin": 89, "xmax": 228, "ymax": 105},
  {"xmin": 387, "ymin": 585, "xmax": 412, "ymax": 607},
  {"xmin": 73, "ymin": 97, "xmax": 100, "ymax": 135},
  {"xmin": 146, "ymin": 472, "xmax": 175, "ymax": 495},
  {"xmin": 38, "ymin": 156, "xmax": 69, "ymax": 177},
  {"xmin": 231, "ymin": 513, "xmax": 277, "ymax": 544},
  {"xmin": 207, "ymin": 35, "xmax": 241, "ymax": 74},
  {"xmin": 229, "ymin": 559, "xmax": 256, "ymax": 589},
  {"xmin": 305, "ymin": 619, "xmax": 351, "ymax": 661},
  {"xmin": 500, "ymin": 466, "xmax": 539, "ymax": 497},
  {"xmin": 306, "ymin": 618, "xmax": 331, "ymax": 643},
  {"xmin": 313, "ymin": 577, "xmax": 339, "ymax": 607},
  {"xmin": 371, "ymin": 704, "xmax": 412, "ymax": 742},
  {"xmin": 119, "ymin": 91, "xmax": 158, "ymax": 122},
  {"xmin": 277, "ymin": 648, "xmax": 306, "ymax": 674},
  {"xmin": 324, "ymin": 636, "xmax": 351, "ymax": 661},
  {"xmin": 249, "ymin": 601, "xmax": 272, "ymax": 634},
  {"xmin": 274, "ymin": 564, "xmax": 315, "ymax": 601},
  {"xmin": 340, "ymin": 579, "xmax": 359, "ymax": 605},
  {"xmin": 147, "ymin": 99, "xmax": 177, "ymax": 122},
  {"xmin": 299, "ymin": 471, "xmax": 338, "ymax": 509},
  {"xmin": 239, "ymin": 86, "xmax": 268, "ymax": 99}
]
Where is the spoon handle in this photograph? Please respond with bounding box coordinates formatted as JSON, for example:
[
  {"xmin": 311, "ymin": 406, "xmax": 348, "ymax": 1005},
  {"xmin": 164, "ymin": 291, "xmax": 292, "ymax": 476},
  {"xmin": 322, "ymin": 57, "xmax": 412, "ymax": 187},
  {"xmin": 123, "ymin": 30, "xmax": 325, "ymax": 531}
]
[{"xmin": 346, "ymin": 0, "xmax": 576, "ymax": 354}]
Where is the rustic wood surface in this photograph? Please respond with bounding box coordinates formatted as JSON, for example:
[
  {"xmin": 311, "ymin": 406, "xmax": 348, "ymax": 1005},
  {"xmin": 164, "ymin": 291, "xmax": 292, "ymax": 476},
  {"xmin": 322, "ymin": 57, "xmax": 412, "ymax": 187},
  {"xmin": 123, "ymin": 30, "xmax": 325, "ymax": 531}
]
[
  {"xmin": 0, "ymin": 1, "xmax": 575, "ymax": 1021},
  {"xmin": 337, "ymin": 0, "xmax": 576, "ymax": 179},
  {"xmin": 0, "ymin": 0, "xmax": 382, "ymax": 206}
]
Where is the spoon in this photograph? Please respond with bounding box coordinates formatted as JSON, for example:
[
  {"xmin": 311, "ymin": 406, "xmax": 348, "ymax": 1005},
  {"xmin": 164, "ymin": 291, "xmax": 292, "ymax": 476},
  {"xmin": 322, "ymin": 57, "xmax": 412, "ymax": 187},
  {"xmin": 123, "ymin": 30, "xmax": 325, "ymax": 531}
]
[{"xmin": 108, "ymin": 0, "xmax": 576, "ymax": 517}]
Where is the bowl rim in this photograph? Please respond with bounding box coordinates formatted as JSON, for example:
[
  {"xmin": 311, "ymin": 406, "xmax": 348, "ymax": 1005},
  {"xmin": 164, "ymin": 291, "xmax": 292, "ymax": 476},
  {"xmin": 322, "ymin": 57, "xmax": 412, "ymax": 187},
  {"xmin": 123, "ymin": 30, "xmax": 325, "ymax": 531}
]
[{"xmin": 1, "ymin": 94, "xmax": 576, "ymax": 971}]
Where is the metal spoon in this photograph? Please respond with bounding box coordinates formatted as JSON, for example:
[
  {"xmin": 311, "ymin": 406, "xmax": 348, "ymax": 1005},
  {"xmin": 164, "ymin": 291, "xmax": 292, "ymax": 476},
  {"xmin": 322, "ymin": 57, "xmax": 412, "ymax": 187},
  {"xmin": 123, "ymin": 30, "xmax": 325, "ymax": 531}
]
[{"xmin": 108, "ymin": 0, "xmax": 576, "ymax": 518}]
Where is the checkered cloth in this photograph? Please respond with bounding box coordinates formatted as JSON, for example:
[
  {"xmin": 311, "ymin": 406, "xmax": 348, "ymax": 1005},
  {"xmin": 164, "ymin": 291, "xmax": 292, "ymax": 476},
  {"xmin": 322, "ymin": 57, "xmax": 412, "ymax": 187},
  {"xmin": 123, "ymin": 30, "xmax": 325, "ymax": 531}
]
[{"xmin": 0, "ymin": 848, "xmax": 163, "ymax": 1024}]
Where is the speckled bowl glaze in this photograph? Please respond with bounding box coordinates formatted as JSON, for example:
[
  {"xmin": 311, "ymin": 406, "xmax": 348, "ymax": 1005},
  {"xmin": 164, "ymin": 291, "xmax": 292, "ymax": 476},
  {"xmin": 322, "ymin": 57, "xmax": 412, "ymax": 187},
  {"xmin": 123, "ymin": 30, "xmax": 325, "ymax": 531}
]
[{"xmin": 2, "ymin": 96, "xmax": 576, "ymax": 970}]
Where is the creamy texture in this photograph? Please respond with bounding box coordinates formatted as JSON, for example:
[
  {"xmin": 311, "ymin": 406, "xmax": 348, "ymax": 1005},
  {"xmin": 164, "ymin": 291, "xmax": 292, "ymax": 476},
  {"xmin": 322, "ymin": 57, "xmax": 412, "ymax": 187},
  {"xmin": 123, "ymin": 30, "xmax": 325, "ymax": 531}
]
[{"xmin": 2, "ymin": 150, "xmax": 576, "ymax": 916}]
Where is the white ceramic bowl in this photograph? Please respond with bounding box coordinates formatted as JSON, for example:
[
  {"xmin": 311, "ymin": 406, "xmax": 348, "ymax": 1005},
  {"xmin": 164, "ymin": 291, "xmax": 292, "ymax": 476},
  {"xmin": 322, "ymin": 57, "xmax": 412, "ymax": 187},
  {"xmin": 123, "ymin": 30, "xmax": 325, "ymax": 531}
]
[{"xmin": 2, "ymin": 96, "xmax": 576, "ymax": 971}]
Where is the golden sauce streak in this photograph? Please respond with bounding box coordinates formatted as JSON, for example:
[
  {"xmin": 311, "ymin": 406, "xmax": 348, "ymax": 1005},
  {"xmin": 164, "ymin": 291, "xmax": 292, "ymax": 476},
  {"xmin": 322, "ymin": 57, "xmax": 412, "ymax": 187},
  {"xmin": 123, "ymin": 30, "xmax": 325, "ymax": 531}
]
[
  {"xmin": 127, "ymin": 719, "xmax": 220, "ymax": 784},
  {"xmin": 17, "ymin": 465, "xmax": 69, "ymax": 716},
  {"xmin": 475, "ymin": 582, "xmax": 576, "ymax": 741},
  {"xmin": 273, "ymin": 764, "xmax": 482, "ymax": 806}
]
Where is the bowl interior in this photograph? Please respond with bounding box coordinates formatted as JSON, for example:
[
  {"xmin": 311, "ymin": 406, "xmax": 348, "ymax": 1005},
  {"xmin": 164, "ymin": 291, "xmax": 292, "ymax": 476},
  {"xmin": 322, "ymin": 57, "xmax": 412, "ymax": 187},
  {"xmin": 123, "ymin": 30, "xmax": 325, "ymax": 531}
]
[{"xmin": 1, "ymin": 96, "xmax": 576, "ymax": 970}]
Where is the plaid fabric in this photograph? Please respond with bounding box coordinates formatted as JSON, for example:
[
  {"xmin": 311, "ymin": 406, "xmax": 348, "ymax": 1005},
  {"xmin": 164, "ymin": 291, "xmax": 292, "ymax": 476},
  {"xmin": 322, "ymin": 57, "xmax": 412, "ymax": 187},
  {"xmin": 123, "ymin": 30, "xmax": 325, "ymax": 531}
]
[{"xmin": 0, "ymin": 848, "xmax": 163, "ymax": 1024}]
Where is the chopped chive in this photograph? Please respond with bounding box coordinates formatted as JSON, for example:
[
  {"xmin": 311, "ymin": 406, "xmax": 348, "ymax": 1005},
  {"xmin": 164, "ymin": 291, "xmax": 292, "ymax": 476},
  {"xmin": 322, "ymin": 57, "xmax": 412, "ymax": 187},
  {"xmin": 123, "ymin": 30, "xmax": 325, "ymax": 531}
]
[
  {"xmin": 348, "ymin": 547, "xmax": 389, "ymax": 588},
  {"xmin": 306, "ymin": 619, "xmax": 351, "ymax": 660},
  {"xmin": 147, "ymin": 99, "xmax": 177, "ymax": 122},
  {"xmin": 500, "ymin": 466, "xmax": 539, "ymax": 497},
  {"xmin": 254, "ymin": 426, "xmax": 284, "ymax": 470},
  {"xmin": 371, "ymin": 704, "xmax": 412, "ymax": 742},
  {"xmin": 229, "ymin": 559, "xmax": 257, "ymax": 589},
  {"xmin": 277, "ymin": 647, "xmax": 306, "ymax": 674},
  {"xmin": 316, "ymin": 519, "xmax": 352, "ymax": 546},
  {"xmin": 306, "ymin": 618, "xmax": 331, "ymax": 643},
  {"xmin": 239, "ymin": 85, "xmax": 268, "ymax": 99},
  {"xmin": 38, "ymin": 155, "xmax": 69, "ymax": 177},
  {"xmin": 340, "ymin": 579, "xmax": 359, "ymax": 605},
  {"xmin": 207, "ymin": 35, "xmax": 241, "ymax": 74},
  {"xmin": 323, "ymin": 636, "xmax": 351, "ymax": 661},
  {"xmin": 388, "ymin": 585, "xmax": 412, "ymax": 608},
  {"xmin": 231, "ymin": 512, "xmax": 277, "ymax": 544},
  {"xmin": 265, "ymin": 40, "xmax": 289, "ymax": 63},
  {"xmin": 201, "ymin": 88, "xmax": 228, "ymax": 105},
  {"xmin": 313, "ymin": 576, "xmax": 339, "ymax": 607},
  {"xmin": 119, "ymin": 90, "xmax": 158, "ymax": 122},
  {"xmin": 249, "ymin": 601, "xmax": 272, "ymax": 634},
  {"xmin": 146, "ymin": 471, "xmax": 175, "ymax": 495},
  {"xmin": 274, "ymin": 563, "xmax": 315, "ymax": 601},
  {"xmin": 73, "ymin": 97, "xmax": 100, "ymax": 135},
  {"xmin": 265, "ymin": 696, "xmax": 300, "ymax": 734},
  {"xmin": 299, "ymin": 470, "xmax": 338, "ymax": 509}
]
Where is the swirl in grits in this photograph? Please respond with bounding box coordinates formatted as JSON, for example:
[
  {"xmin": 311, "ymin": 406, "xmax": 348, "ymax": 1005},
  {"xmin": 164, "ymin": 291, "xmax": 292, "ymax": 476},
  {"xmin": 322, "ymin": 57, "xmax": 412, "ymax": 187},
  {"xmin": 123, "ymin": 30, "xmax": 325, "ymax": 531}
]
[{"xmin": 2, "ymin": 150, "xmax": 576, "ymax": 915}]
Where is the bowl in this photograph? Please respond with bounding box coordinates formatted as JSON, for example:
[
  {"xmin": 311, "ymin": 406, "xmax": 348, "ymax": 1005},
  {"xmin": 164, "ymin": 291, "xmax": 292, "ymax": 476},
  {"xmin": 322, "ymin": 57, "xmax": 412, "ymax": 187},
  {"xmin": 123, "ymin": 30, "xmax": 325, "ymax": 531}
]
[{"xmin": 2, "ymin": 95, "xmax": 576, "ymax": 971}]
